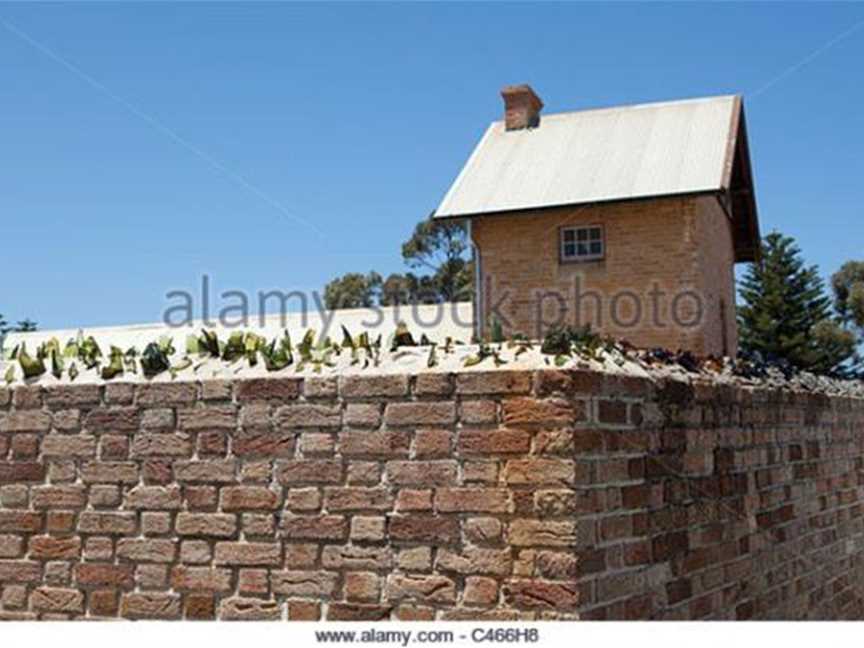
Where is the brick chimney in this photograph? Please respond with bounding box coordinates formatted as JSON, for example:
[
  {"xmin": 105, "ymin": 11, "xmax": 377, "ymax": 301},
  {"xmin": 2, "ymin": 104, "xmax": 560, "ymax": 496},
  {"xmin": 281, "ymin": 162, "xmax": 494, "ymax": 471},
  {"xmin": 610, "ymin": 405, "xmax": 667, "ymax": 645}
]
[{"xmin": 501, "ymin": 84, "xmax": 543, "ymax": 131}]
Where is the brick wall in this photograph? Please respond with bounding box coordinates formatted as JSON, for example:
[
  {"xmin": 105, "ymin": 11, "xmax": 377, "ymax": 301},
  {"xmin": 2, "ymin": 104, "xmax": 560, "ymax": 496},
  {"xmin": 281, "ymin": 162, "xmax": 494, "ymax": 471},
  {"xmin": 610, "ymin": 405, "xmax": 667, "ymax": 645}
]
[
  {"xmin": 471, "ymin": 195, "xmax": 739, "ymax": 355},
  {"xmin": 0, "ymin": 370, "xmax": 862, "ymax": 621}
]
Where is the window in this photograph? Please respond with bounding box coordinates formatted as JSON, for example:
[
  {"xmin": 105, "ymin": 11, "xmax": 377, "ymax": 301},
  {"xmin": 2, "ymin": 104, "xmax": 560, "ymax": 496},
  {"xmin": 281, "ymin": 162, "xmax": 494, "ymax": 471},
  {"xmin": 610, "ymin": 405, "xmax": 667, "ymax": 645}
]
[{"xmin": 561, "ymin": 225, "xmax": 604, "ymax": 262}]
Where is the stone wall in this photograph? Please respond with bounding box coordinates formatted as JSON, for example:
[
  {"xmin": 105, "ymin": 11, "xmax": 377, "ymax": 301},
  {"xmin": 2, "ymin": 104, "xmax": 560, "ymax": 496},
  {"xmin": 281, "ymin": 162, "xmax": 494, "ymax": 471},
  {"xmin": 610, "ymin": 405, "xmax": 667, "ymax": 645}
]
[{"xmin": 0, "ymin": 369, "xmax": 862, "ymax": 620}]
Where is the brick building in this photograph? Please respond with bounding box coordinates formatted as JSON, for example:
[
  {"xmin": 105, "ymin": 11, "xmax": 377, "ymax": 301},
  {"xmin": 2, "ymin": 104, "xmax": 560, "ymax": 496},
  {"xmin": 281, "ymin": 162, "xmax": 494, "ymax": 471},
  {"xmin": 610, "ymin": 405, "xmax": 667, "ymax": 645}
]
[{"xmin": 434, "ymin": 86, "xmax": 761, "ymax": 356}]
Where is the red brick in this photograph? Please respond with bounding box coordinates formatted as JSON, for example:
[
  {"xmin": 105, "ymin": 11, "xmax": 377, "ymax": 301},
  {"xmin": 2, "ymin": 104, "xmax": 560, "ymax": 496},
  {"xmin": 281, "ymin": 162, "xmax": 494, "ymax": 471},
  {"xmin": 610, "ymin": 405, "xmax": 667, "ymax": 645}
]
[
  {"xmin": 31, "ymin": 485, "xmax": 87, "ymax": 509},
  {"xmin": 504, "ymin": 580, "xmax": 579, "ymax": 610},
  {"xmin": 46, "ymin": 510, "xmax": 76, "ymax": 534},
  {"xmin": 76, "ymin": 563, "xmax": 134, "ymax": 589},
  {"xmin": 83, "ymin": 407, "xmax": 140, "ymax": 433},
  {"xmin": 124, "ymin": 485, "xmax": 182, "ymax": 510},
  {"xmin": 325, "ymin": 487, "xmax": 394, "ymax": 511},
  {"xmin": 344, "ymin": 571, "xmax": 380, "ymax": 602},
  {"xmin": 235, "ymin": 377, "xmax": 302, "ymax": 402},
  {"xmin": 100, "ymin": 435, "xmax": 129, "ymax": 460},
  {"xmin": 121, "ymin": 592, "xmax": 182, "ymax": 619},
  {"xmin": 0, "ymin": 461, "xmax": 45, "ymax": 483},
  {"xmin": 277, "ymin": 404, "xmax": 342, "ymax": 429},
  {"xmin": 104, "ymin": 383, "xmax": 135, "ymax": 405},
  {"xmin": 288, "ymin": 600, "xmax": 321, "ymax": 620},
  {"xmin": 0, "ymin": 534, "xmax": 24, "ymax": 558},
  {"xmin": 43, "ymin": 384, "xmax": 101, "ymax": 407},
  {"xmin": 384, "ymin": 401, "xmax": 456, "ymax": 427},
  {"xmin": 344, "ymin": 403, "xmax": 382, "ymax": 428},
  {"xmin": 458, "ymin": 429, "xmax": 530, "ymax": 455},
  {"xmin": 436, "ymin": 547, "xmax": 512, "ymax": 576},
  {"xmin": 385, "ymin": 574, "xmax": 456, "ymax": 604},
  {"xmin": 184, "ymin": 486, "xmax": 218, "ymax": 509},
  {"xmin": 142, "ymin": 459, "xmax": 173, "ymax": 484},
  {"xmin": 414, "ymin": 429, "xmax": 452, "ymax": 458},
  {"xmin": 388, "ymin": 515, "xmax": 459, "ymax": 544},
  {"xmin": 597, "ymin": 399, "xmax": 628, "ymax": 425},
  {"xmin": 213, "ymin": 542, "xmax": 281, "ymax": 566},
  {"xmin": 77, "ymin": 512, "xmax": 137, "ymax": 535},
  {"xmin": 436, "ymin": 488, "xmax": 511, "ymax": 513},
  {"xmin": 464, "ymin": 576, "xmax": 499, "ymax": 606},
  {"xmin": 198, "ymin": 431, "xmax": 228, "ymax": 457},
  {"xmin": 116, "ymin": 539, "xmax": 177, "ymax": 563},
  {"xmin": 176, "ymin": 513, "xmax": 237, "ymax": 538},
  {"xmin": 304, "ymin": 376, "xmax": 337, "ymax": 399},
  {"xmin": 30, "ymin": 587, "xmax": 84, "ymax": 613},
  {"xmin": 233, "ymin": 430, "xmax": 294, "ymax": 457},
  {"xmin": 0, "ymin": 561, "xmax": 41, "ymax": 583},
  {"xmin": 0, "ymin": 410, "xmax": 51, "ymax": 432},
  {"xmin": 276, "ymin": 460, "xmax": 342, "ymax": 485},
  {"xmin": 502, "ymin": 397, "xmax": 573, "ymax": 427},
  {"xmin": 136, "ymin": 382, "xmax": 197, "ymax": 405},
  {"xmin": 140, "ymin": 408, "xmax": 176, "ymax": 430},
  {"xmin": 327, "ymin": 603, "xmax": 391, "ymax": 621},
  {"xmin": 414, "ymin": 373, "xmax": 453, "ymax": 396},
  {"xmin": 271, "ymin": 570, "xmax": 338, "ymax": 597},
  {"xmin": 221, "ymin": 486, "xmax": 280, "ymax": 511},
  {"xmin": 219, "ymin": 597, "xmax": 281, "ymax": 620},
  {"xmin": 89, "ymin": 589, "xmax": 118, "ymax": 617},
  {"xmin": 395, "ymin": 489, "xmax": 432, "ymax": 512},
  {"xmin": 80, "ymin": 461, "xmax": 139, "ymax": 483},
  {"xmin": 130, "ymin": 433, "xmax": 193, "ymax": 457},
  {"xmin": 174, "ymin": 460, "xmax": 237, "ymax": 483},
  {"xmin": 10, "ymin": 434, "xmax": 39, "ymax": 459},
  {"xmin": 503, "ymin": 459, "xmax": 575, "ymax": 486},
  {"xmin": 459, "ymin": 400, "xmax": 498, "ymax": 424},
  {"xmin": 340, "ymin": 431, "xmax": 410, "ymax": 457},
  {"xmin": 386, "ymin": 460, "xmax": 458, "ymax": 486},
  {"xmin": 509, "ymin": 520, "xmax": 578, "ymax": 547},
  {"xmin": 280, "ymin": 515, "xmax": 348, "ymax": 540},
  {"xmin": 170, "ymin": 566, "xmax": 233, "ymax": 592},
  {"xmin": 455, "ymin": 371, "xmax": 532, "ymax": 395},
  {"xmin": 185, "ymin": 593, "xmax": 216, "ymax": 620},
  {"xmin": 341, "ymin": 374, "xmax": 409, "ymax": 398},
  {"xmin": 178, "ymin": 406, "xmax": 236, "ymax": 431},
  {"xmin": 29, "ymin": 536, "xmax": 81, "ymax": 560}
]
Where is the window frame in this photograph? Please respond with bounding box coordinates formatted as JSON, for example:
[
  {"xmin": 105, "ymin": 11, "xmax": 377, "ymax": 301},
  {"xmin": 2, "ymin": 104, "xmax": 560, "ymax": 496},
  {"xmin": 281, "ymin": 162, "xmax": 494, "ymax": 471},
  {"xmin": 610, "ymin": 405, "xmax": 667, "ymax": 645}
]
[{"xmin": 559, "ymin": 224, "xmax": 605, "ymax": 263}]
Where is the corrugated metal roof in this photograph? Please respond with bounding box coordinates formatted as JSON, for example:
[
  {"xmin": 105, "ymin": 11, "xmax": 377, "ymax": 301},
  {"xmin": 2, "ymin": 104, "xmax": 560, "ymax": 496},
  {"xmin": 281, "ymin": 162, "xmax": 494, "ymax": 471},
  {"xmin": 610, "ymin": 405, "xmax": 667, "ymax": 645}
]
[{"xmin": 434, "ymin": 95, "xmax": 740, "ymax": 218}]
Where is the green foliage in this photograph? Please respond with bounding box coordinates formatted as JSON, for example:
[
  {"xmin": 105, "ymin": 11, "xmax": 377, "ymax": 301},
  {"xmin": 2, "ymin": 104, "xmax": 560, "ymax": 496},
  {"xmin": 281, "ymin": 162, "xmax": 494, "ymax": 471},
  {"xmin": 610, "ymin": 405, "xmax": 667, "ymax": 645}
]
[
  {"xmin": 831, "ymin": 261, "xmax": 864, "ymax": 332},
  {"xmin": 737, "ymin": 231, "xmax": 857, "ymax": 376},
  {"xmin": 325, "ymin": 216, "xmax": 474, "ymax": 309},
  {"xmin": 540, "ymin": 324, "xmax": 606, "ymax": 360},
  {"xmin": 323, "ymin": 272, "xmax": 382, "ymax": 310},
  {"xmin": 0, "ymin": 315, "xmax": 38, "ymax": 335}
]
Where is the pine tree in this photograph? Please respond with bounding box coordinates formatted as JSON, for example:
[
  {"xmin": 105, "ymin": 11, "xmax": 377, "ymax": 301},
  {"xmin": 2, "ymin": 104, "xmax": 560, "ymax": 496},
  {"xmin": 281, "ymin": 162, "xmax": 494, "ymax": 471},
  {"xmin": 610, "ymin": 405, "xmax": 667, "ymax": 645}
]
[{"xmin": 737, "ymin": 231, "xmax": 856, "ymax": 375}]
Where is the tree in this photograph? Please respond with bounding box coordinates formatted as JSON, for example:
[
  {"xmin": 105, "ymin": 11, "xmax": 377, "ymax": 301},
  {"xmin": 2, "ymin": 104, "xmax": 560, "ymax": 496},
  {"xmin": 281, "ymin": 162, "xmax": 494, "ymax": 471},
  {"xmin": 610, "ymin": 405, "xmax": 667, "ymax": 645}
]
[
  {"xmin": 324, "ymin": 216, "xmax": 474, "ymax": 309},
  {"xmin": 737, "ymin": 231, "xmax": 856, "ymax": 376},
  {"xmin": 829, "ymin": 261, "xmax": 864, "ymax": 376},
  {"xmin": 831, "ymin": 261, "xmax": 864, "ymax": 334},
  {"xmin": 401, "ymin": 217, "xmax": 473, "ymax": 302},
  {"xmin": 0, "ymin": 314, "xmax": 37, "ymax": 335},
  {"xmin": 322, "ymin": 272, "xmax": 382, "ymax": 310}
]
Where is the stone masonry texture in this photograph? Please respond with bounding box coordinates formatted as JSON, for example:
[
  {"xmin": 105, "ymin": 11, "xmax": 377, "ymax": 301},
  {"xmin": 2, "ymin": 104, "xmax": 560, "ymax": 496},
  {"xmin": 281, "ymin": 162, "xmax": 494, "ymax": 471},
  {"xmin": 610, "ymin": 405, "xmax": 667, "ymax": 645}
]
[{"xmin": 0, "ymin": 369, "xmax": 862, "ymax": 620}]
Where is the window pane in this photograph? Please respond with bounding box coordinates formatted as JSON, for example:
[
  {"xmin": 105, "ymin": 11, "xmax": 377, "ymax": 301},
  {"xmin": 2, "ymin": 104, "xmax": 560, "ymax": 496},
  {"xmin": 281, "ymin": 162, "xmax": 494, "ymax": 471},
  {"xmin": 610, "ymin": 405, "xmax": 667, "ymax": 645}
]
[
  {"xmin": 589, "ymin": 228, "xmax": 601, "ymax": 240},
  {"xmin": 563, "ymin": 229, "xmax": 574, "ymax": 242},
  {"xmin": 590, "ymin": 241, "xmax": 602, "ymax": 255},
  {"xmin": 577, "ymin": 242, "xmax": 588, "ymax": 255},
  {"xmin": 577, "ymin": 229, "xmax": 588, "ymax": 241},
  {"xmin": 564, "ymin": 243, "xmax": 576, "ymax": 257}
]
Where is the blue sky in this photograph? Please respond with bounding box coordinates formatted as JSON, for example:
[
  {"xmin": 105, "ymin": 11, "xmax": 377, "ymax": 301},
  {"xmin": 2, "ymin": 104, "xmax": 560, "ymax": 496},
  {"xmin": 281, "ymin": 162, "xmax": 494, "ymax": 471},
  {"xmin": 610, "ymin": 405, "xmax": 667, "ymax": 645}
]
[{"xmin": 2, "ymin": 2, "xmax": 863, "ymax": 330}]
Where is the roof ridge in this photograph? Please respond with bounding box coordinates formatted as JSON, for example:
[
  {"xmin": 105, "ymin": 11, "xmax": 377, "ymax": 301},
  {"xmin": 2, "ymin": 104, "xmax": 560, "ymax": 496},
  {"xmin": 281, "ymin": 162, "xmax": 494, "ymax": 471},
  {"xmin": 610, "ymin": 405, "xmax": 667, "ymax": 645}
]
[{"xmin": 486, "ymin": 94, "xmax": 739, "ymax": 126}]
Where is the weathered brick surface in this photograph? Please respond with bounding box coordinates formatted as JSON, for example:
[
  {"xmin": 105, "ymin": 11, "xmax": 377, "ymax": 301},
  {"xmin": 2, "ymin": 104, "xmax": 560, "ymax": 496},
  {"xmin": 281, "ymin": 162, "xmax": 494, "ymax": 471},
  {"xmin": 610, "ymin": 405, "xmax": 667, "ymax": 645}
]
[{"xmin": 0, "ymin": 370, "xmax": 860, "ymax": 621}]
